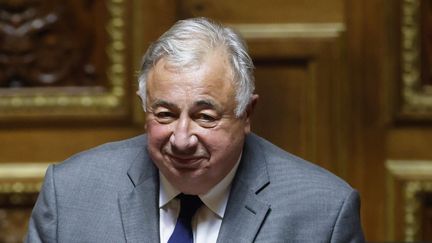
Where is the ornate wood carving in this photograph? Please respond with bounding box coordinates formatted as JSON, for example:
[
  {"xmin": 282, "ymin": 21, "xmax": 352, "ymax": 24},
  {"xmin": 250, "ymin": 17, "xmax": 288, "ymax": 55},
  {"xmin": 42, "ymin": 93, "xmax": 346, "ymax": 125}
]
[
  {"xmin": 0, "ymin": 0, "xmax": 100, "ymax": 88},
  {"xmin": 0, "ymin": 163, "xmax": 47, "ymax": 242},
  {"xmin": 0, "ymin": 0, "xmax": 128, "ymax": 121},
  {"xmin": 386, "ymin": 160, "xmax": 432, "ymax": 241},
  {"xmin": 399, "ymin": 0, "xmax": 432, "ymax": 119},
  {"xmin": 0, "ymin": 193, "xmax": 38, "ymax": 243}
]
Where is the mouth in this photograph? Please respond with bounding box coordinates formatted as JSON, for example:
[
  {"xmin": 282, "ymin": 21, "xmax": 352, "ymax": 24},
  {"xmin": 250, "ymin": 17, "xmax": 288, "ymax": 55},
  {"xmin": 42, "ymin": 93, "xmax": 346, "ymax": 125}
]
[{"xmin": 165, "ymin": 154, "xmax": 207, "ymax": 170}]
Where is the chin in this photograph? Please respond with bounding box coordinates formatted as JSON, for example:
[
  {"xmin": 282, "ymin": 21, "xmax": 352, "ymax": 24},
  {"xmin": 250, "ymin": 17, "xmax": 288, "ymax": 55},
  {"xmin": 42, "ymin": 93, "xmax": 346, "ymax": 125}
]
[{"xmin": 175, "ymin": 175, "xmax": 211, "ymax": 195}]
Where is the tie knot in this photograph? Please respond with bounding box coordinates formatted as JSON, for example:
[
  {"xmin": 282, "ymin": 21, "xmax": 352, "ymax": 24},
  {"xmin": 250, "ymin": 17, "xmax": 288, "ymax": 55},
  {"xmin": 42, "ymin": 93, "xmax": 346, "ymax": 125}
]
[{"xmin": 178, "ymin": 194, "xmax": 202, "ymax": 219}]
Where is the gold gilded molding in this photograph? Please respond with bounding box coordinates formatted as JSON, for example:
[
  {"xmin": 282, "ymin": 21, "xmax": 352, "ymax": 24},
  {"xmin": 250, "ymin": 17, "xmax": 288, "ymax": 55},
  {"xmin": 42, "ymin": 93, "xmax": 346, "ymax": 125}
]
[
  {"xmin": 404, "ymin": 181, "xmax": 432, "ymax": 242},
  {"xmin": 387, "ymin": 160, "xmax": 432, "ymax": 179},
  {"xmin": 0, "ymin": 163, "xmax": 50, "ymax": 242},
  {"xmin": 230, "ymin": 23, "xmax": 345, "ymax": 39},
  {"xmin": 0, "ymin": 163, "xmax": 52, "ymax": 194},
  {"xmin": 0, "ymin": 163, "xmax": 50, "ymax": 193},
  {"xmin": 0, "ymin": 0, "xmax": 128, "ymax": 121},
  {"xmin": 0, "ymin": 163, "xmax": 49, "ymax": 179},
  {"xmin": 386, "ymin": 160, "xmax": 432, "ymax": 241},
  {"xmin": 400, "ymin": 0, "xmax": 432, "ymax": 119},
  {"xmin": 0, "ymin": 181, "xmax": 43, "ymax": 194}
]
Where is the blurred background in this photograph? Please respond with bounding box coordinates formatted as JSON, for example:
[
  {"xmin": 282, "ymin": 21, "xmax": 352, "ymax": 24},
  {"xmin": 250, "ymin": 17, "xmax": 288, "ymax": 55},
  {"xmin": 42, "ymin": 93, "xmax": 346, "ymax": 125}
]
[{"xmin": 0, "ymin": 0, "xmax": 431, "ymax": 242}]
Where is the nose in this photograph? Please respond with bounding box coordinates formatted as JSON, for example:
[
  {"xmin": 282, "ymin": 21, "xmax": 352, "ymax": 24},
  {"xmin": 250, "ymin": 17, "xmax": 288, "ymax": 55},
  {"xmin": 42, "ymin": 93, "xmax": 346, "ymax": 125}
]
[{"xmin": 169, "ymin": 115, "xmax": 198, "ymax": 154}]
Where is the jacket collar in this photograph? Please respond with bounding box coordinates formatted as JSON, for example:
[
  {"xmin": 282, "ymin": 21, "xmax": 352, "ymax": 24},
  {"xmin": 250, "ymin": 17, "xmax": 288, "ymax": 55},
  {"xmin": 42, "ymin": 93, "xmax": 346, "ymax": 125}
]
[
  {"xmin": 119, "ymin": 136, "xmax": 160, "ymax": 243},
  {"xmin": 217, "ymin": 133, "xmax": 271, "ymax": 242}
]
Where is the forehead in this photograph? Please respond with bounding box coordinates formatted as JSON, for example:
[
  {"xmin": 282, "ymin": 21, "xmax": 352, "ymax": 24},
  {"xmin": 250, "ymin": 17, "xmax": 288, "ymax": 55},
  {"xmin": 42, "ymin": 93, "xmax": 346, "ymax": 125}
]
[{"xmin": 146, "ymin": 50, "xmax": 236, "ymax": 109}]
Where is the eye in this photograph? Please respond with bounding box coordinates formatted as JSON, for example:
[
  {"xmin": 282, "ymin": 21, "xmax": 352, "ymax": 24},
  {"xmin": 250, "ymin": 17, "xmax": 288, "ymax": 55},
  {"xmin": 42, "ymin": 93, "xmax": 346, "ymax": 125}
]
[
  {"xmin": 197, "ymin": 113, "xmax": 216, "ymax": 122},
  {"xmin": 156, "ymin": 111, "xmax": 173, "ymax": 118},
  {"xmin": 194, "ymin": 112, "xmax": 219, "ymax": 128},
  {"xmin": 154, "ymin": 111, "xmax": 176, "ymax": 123}
]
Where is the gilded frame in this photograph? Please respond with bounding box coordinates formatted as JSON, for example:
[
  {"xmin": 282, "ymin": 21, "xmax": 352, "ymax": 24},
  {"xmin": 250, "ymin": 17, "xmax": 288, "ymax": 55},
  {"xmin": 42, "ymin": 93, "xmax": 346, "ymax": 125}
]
[
  {"xmin": 386, "ymin": 160, "xmax": 432, "ymax": 241},
  {"xmin": 0, "ymin": 163, "xmax": 49, "ymax": 240},
  {"xmin": 0, "ymin": 0, "xmax": 129, "ymax": 121},
  {"xmin": 399, "ymin": 0, "xmax": 432, "ymax": 119}
]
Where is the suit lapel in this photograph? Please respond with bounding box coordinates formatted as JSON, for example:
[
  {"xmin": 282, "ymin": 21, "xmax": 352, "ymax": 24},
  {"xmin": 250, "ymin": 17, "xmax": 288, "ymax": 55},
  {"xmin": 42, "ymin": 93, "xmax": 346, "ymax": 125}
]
[
  {"xmin": 217, "ymin": 134, "xmax": 271, "ymax": 242},
  {"xmin": 118, "ymin": 147, "xmax": 160, "ymax": 243},
  {"xmin": 217, "ymin": 180, "xmax": 270, "ymax": 242}
]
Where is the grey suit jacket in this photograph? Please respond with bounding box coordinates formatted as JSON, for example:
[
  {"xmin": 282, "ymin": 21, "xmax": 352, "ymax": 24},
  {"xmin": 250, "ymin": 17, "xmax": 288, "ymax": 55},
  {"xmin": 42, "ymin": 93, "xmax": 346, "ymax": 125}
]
[{"xmin": 26, "ymin": 133, "xmax": 365, "ymax": 242}]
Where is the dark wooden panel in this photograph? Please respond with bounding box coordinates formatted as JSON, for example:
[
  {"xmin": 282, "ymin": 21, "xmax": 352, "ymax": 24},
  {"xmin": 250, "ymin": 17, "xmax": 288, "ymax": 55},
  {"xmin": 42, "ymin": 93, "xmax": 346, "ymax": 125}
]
[
  {"xmin": 344, "ymin": 0, "xmax": 397, "ymax": 240},
  {"xmin": 176, "ymin": 0, "xmax": 343, "ymax": 23},
  {"xmin": 238, "ymin": 25, "xmax": 347, "ymax": 175},
  {"xmin": 0, "ymin": 127, "xmax": 143, "ymax": 163},
  {"xmin": 253, "ymin": 60, "xmax": 310, "ymax": 158},
  {"xmin": 388, "ymin": 129, "xmax": 432, "ymax": 160}
]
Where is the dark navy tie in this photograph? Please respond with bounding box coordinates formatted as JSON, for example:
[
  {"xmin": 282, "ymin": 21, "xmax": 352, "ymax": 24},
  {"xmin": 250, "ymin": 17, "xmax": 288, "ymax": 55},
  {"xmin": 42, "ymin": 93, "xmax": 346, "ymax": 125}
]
[{"xmin": 168, "ymin": 194, "xmax": 203, "ymax": 243}]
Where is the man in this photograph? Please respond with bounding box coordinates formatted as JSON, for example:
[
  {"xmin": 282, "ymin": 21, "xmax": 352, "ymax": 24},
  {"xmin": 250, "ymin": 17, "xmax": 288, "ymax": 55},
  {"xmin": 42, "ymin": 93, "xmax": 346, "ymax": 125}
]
[{"xmin": 26, "ymin": 17, "xmax": 365, "ymax": 242}]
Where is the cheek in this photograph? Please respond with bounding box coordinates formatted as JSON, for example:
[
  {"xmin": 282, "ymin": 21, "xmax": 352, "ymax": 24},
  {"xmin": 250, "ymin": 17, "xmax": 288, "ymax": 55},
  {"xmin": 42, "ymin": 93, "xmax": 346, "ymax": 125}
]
[
  {"xmin": 202, "ymin": 127, "xmax": 244, "ymax": 154},
  {"xmin": 146, "ymin": 121, "xmax": 172, "ymax": 148}
]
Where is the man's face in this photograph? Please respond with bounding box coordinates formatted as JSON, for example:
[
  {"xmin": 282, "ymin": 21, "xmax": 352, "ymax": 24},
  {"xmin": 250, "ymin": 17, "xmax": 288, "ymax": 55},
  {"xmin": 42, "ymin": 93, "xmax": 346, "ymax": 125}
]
[{"xmin": 145, "ymin": 50, "xmax": 252, "ymax": 195}]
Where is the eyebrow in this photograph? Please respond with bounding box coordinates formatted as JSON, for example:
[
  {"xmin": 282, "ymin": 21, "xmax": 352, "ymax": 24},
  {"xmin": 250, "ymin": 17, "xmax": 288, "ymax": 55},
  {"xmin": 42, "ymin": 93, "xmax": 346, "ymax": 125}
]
[
  {"xmin": 149, "ymin": 99, "xmax": 223, "ymax": 112},
  {"xmin": 194, "ymin": 99, "xmax": 222, "ymax": 112},
  {"xmin": 149, "ymin": 100, "xmax": 178, "ymax": 110}
]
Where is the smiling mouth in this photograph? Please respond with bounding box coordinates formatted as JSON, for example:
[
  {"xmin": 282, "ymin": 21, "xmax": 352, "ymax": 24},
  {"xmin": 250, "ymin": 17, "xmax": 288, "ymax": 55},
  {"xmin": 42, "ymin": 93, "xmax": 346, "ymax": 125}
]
[{"xmin": 166, "ymin": 154, "xmax": 206, "ymax": 169}]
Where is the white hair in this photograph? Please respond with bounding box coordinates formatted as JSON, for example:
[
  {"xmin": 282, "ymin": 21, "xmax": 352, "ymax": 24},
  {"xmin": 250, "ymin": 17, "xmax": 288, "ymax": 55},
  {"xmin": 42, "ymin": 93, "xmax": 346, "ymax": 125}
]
[{"xmin": 137, "ymin": 17, "xmax": 255, "ymax": 117}]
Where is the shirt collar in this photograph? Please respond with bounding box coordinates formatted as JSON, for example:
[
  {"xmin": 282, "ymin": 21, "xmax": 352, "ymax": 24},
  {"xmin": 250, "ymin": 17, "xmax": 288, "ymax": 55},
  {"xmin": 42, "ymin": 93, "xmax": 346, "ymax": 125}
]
[
  {"xmin": 159, "ymin": 172, "xmax": 180, "ymax": 208},
  {"xmin": 159, "ymin": 153, "xmax": 242, "ymax": 218}
]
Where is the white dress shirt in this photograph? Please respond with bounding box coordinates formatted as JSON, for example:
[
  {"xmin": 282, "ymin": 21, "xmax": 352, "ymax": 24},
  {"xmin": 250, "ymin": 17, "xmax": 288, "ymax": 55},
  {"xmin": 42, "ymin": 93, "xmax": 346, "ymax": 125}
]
[{"xmin": 159, "ymin": 158, "xmax": 241, "ymax": 243}]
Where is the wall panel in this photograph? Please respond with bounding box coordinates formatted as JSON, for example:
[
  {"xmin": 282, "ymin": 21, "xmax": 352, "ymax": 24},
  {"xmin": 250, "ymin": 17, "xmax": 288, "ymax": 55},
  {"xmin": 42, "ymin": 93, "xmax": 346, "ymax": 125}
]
[
  {"xmin": 0, "ymin": 0, "xmax": 144, "ymax": 240},
  {"xmin": 238, "ymin": 26, "xmax": 347, "ymax": 174},
  {"xmin": 4, "ymin": 0, "xmax": 408, "ymax": 241},
  {"xmin": 385, "ymin": 0, "xmax": 432, "ymax": 241}
]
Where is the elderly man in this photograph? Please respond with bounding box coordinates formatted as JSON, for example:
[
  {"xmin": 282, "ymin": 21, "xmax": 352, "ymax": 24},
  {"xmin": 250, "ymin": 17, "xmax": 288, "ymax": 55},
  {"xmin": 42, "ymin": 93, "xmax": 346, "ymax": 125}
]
[{"xmin": 26, "ymin": 18, "xmax": 365, "ymax": 242}]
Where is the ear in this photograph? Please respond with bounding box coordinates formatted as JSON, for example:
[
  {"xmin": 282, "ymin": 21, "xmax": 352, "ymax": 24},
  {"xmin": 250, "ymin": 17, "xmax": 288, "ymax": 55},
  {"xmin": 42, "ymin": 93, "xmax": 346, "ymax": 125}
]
[
  {"xmin": 136, "ymin": 90, "xmax": 143, "ymax": 102},
  {"xmin": 244, "ymin": 94, "xmax": 259, "ymax": 134},
  {"xmin": 136, "ymin": 90, "xmax": 148, "ymax": 113}
]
